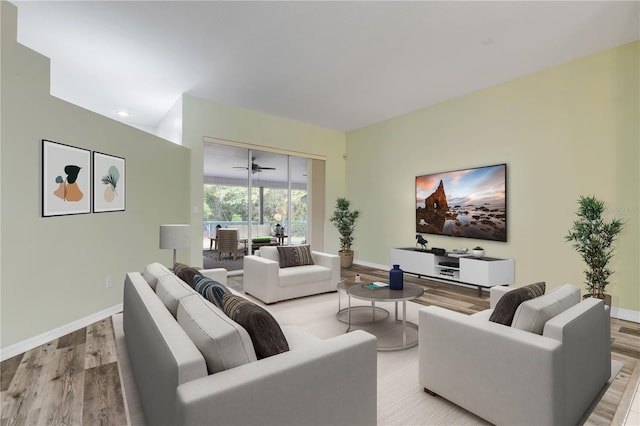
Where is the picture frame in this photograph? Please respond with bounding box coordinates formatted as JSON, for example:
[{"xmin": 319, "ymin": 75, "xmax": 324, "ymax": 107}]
[
  {"xmin": 93, "ymin": 151, "xmax": 126, "ymax": 212},
  {"xmin": 42, "ymin": 139, "xmax": 91, "ymax": 217}
]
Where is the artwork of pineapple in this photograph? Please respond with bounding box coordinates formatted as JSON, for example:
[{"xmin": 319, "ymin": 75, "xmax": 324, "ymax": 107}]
[{"xmin": 101, "ymin": 165, "xmax": 120, "ymax": 202}]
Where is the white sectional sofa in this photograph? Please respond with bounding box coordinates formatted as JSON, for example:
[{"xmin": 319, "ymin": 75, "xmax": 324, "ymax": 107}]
[
  {"xmin": 419, "ymin": 284, "xmax": 611, "ymax": 426},
  {"xmin": 123, "ymin": 262, "xmax": 377, "ymax": 426},
  {"xmin": 243, "ymin": 246, "xmax": 340, "ymax": 304}
]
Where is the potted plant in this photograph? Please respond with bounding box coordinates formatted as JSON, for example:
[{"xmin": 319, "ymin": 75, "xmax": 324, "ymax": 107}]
[
  {"xmin": 565, "ymin": 195, "xmax": 623, "ymax": 304},
  {"xmin": 472, "ymin": 246, "xmax": 484, "ymax": 257},
  {"xmin": 329, "ymin": 197, "xmax": 360, "ymax": 268}
]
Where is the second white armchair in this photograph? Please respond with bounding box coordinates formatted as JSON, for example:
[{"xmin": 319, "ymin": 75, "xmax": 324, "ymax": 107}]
[{"xmin": 243, "ymin": 246, "xmax": 340, "ymax": 304}]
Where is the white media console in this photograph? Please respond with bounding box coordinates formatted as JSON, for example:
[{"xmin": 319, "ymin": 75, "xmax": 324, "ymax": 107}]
[{"xmin": 390, "ymin": 248, "xmax": 514, "ymax": 296}]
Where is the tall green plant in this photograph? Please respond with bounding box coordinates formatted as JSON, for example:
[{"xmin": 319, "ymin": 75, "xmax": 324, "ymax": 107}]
[
  {"xmin": 329, "ymin": 197, "xmax": 360, "ymax": 252},
  {"xmin": 565, "ymin": 196, "xmax": 623, "ymax": 298}
]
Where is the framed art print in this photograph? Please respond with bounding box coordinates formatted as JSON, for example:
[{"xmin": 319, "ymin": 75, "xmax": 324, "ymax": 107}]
[
  {"xmin": 42, "ymin": 139, "xmax": 91, "ymax": 217},
  {"xmin": 93, "ymin": 151, "xmax": 125, "ymax": 212}
]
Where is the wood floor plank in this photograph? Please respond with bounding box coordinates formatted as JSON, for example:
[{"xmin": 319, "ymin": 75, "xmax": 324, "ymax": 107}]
[
  {"xmin": 0, "ymin": 354, "xmax": 24, "ymax": 392},
  {"xmin": 36, "ymin": 345, "xmax": 85, "ymax": 425},
  {"xmin": 83, "ymin": 362, "xmax": 128, "ymax": 426},
  {"xmin": 56, "ymin": 327, "xmax": 87, "ymax": 349},
  {"xmin": 2, "ymin": 342, "xmax": 56, "ymax": 426},
  {"xmin": 85, "ymin": 318, "xmax": 117, "ymax": 369}
]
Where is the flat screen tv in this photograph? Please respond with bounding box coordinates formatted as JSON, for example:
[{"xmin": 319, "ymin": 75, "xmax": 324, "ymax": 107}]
[{"xmin": 415, "ymin": 163, "xmax": 507, "ymax": 242}]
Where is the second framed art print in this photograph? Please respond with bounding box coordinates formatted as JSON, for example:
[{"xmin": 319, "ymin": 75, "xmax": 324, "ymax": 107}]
[{"xmin": 93, "ymin": 152, "xmax": 126, "ymax": 212}]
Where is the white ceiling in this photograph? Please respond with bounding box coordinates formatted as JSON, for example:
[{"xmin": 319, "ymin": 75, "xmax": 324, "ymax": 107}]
[{"xmin": 12, "ymin": 1, "xmax": 640, "ymax": 133}]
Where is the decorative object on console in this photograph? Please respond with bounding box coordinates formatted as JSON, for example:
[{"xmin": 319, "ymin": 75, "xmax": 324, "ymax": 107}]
[
  {"xmin": 329, "ymin": 197, "xmax": 361, "ymax": 268},
  {"xmin": 565, "ymin": 195, "xmax": 623, "ymax": 303},
  {"xmin": 416, "ymin": 234, "xmax": 428, "ymax": 250},
  {"xmin": 159, "ymin": 224, "xmax": 191, "ymax": 266},
  {"xmin": 472, "ymin": 246, "xmax": 484, "ymax": 257},
  {"xmin": 389, "ymin": 264, "xmax": 404, "ymax": 290},
  {"xmin": 415, "ymin": 163, "xmax": 507, "ymax": 242}
]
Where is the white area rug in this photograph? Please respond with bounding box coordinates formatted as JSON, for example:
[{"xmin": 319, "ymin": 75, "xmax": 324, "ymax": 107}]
[{"xmin": 112, "ymin": 288, "xmax": 623, "ymax": 425}]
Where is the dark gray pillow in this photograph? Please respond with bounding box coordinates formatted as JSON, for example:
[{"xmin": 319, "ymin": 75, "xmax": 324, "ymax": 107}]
[
  {"xmin": 489, "ymin": 282, "xmax": 546, "ymax": 326},
  {"xmin": 173, "ymin": 262, "xmax": 200, "ymax": 287},
  {"xmin": 193, "ymin": 275, "xmax": 231, "ymax": 309},
  {"xmin": 277, "ymin": 245, "xmax": 314, "ymax": 268},
  {"xmin": 222, "ymin": 294, "xmax": 289, "ymax": 359}
]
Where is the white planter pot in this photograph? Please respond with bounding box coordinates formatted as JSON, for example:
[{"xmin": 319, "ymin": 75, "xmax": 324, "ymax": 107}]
[{"xmin": 472, "ymin": 249, "xmax": 485, "ymax": 258}]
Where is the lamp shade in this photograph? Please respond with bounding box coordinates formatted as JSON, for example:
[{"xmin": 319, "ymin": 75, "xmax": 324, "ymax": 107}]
[{"xmin": 159, "ymin": 224, "xmax": 191, "ymax": 249}]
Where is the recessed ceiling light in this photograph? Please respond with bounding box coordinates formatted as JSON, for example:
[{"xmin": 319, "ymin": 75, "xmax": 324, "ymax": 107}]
[{"xmin": 116, "ymin": 110, "xmax": 130, "ymax": 117}]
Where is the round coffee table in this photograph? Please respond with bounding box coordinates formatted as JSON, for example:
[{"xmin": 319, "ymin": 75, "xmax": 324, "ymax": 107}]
[
  {"xmin": 346, "ymin": 282, "xmax": 424, "ymax": 351},
  {"xmin": 336, "ymin": 280, "xmax": 389, "ymax": 325}
]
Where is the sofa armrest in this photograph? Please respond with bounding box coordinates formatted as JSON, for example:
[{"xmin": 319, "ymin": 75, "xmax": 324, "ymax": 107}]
[
  {"xmin": 176, "ymin": 330, "xmax": 377, "ymax": 426},
  {"xmin": 419, "ymin": 306, "xmax": 563, "ymax": 426},
  {"xmin": 311, "ymin": 251, "xmax": 340, "ymax": 285},
  {"xmin": 198, "ymin": 268, "xmax": 227, "ymax": 285},
  {"xmin": 489, "ymin": 285, "xmax": 513, "ymax": 308},
  {"xmin": 243, "ymin": 255, "xmax": 280, "ymax": 303}
]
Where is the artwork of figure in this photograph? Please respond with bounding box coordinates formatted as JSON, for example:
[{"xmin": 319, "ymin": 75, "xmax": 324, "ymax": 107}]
[{"xmin": 53, "ymin": 164, "xmax": 84, "ymax": 202}]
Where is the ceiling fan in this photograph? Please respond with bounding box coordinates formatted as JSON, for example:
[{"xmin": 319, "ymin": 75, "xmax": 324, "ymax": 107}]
[{"xmin": 233, "ymin": 157, "xmax": 276, "ymax": 174}]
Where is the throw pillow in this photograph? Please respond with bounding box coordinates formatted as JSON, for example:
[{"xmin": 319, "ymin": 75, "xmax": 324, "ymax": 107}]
[
  {"xmin": 193, "ymin": 275, "xmax": 231, "ymax": 309},
  {"xmin": 173, "ymin": 262, "xmax": 200, "ymax": 287},
  {"xmin": 489, "ymin": 282, "xmax": 546, "ymax": 326},
  {"xmin": 277, "ymin": 245, "xmax": 314, "ymax": 268},
  {"xmin": 222, "ymin": 294, "xmax": 289, "ymax": 359}
]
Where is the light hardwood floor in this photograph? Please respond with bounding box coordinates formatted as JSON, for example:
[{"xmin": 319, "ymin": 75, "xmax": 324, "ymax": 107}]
[{"xmin": 2, "ymin": 265, "xmax": 639, "ymax": 425}]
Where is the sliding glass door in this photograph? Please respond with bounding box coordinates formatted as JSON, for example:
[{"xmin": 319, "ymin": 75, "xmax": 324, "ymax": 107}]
[{"xmin": 203, "ymin": 142, "xmax": 311, "ymax": 254}]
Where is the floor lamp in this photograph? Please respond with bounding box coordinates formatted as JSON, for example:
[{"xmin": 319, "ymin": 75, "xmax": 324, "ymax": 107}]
[{"xmin": 159, "ymin": 224, "xmax": 190, "ymax": 267}]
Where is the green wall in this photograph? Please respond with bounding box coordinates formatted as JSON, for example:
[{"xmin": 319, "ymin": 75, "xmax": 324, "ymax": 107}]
[
  {"xmin": 181, "ymin": 95, "xmax": 347, "ymax": 266},
  {"xmin": 1, "ymin": 2, "xmax": 191, "ymax": 350},
  {"xmin": 346, "ymin": 42, "xmax": 639, "ymax": 314}
]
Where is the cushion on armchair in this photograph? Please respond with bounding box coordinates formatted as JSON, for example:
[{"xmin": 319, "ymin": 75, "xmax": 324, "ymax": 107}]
[
  {"xmin": 489, "ymin": 281, "xmax": 546, "ymax": 325},
  {"xmin": 277, "ymin": 245, "xmax": 315, "ymax": 268}
]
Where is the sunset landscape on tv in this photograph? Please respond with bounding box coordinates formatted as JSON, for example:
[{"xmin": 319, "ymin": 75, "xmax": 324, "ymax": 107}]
[{"xmin": 415, "ymin": 164, "xmax": 507, "ymax": 242}]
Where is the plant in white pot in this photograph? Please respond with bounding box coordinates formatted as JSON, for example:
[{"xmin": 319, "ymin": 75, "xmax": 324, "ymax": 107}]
[
  {"xmin": 565, "ymin": 195, "xmax": 623, "ymax": 304},
  {"xmin": 472, "ymin": 246, "xmax": 484, "ymax": 257},
  {"xmin": 329, "ymin": 197, "xmax": 360, "ymax": 268}
]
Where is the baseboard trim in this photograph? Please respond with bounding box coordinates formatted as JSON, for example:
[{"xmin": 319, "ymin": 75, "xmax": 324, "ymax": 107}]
[
  {"xmin": 353, "ymin": 261, "xmax": 639, "ymax": 323},
  {"xmin": 0, "ymin": 303, "xmax": 123, "ymax": 361},
  {"xmin": 610, "ymin": 306, "xmax": 640, "ymax": 323}
]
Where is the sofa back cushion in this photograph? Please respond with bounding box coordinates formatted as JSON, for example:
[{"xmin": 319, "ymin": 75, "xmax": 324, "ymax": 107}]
[
  {"xmin": 277, "ymin": 245, "xmax": 315, "ymax": 268},
  {"xmin": 511, "ymin": 284, "xmax": 581, "ymax": 334},
  {"xmin": 177, "ymin": 294, "xmax": 257, "ymax": 374},
  {"xmin": 142, "ymin": 262, "xmax": 172, "ymax": 290},
  {"xmin": 259, "ymin": 246, "xmax": 280, "ymax": 262},
  {"xmin": 156, "ymin": 274, "xmax": 197, "ymax": 317}
]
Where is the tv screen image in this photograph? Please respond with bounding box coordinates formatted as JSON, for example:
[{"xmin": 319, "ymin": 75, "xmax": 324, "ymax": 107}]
[{"xmin": 415, "ymin": 163, "xmax": 507, "ymax": 242}]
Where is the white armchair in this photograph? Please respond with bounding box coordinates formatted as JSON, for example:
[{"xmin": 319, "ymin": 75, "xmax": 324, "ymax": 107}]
[
  {"xmin": 243, "ymin": 246, "xmax": 340, "ymax": 304},
  {"xmin": 419, "ymin": 284, "xmax": 611, "ymax": 426}
]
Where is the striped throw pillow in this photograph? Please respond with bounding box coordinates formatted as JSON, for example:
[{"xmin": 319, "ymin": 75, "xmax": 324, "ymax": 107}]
[
  {"xmin": 193, "ymin": 275, "xmax": 231, "ymax": 309},
  {"xmin": 276, "ymin": 245, "xmax": 314, "ymax": 268}
]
